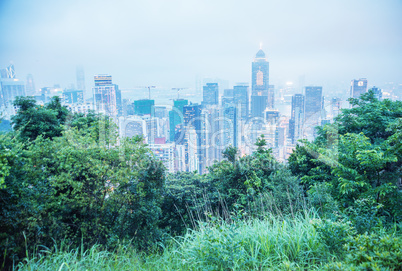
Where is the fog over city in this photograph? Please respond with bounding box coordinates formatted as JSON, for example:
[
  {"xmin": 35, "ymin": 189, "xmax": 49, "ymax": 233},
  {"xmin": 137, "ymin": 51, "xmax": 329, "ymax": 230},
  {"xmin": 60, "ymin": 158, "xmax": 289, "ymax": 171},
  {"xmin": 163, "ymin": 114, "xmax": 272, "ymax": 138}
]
[
  {"xmin": 0, "ymin": 0, "xmax": 402, "ymax": 96},
  {"xmin": 0, "ymin": 0, "xmax": 401, "ymax": 93}
]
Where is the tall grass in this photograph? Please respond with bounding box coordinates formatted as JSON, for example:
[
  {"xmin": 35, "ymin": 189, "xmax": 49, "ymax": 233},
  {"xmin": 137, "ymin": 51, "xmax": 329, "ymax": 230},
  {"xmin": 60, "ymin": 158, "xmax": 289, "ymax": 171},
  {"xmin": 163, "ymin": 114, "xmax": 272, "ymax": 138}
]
[
  {"xmin": 16, "ymin": 210, "xmax": 334, "ymax": 271},
  {"xmin": 16, "ymin": 243, "xmax": 145, "ymax": 271}
]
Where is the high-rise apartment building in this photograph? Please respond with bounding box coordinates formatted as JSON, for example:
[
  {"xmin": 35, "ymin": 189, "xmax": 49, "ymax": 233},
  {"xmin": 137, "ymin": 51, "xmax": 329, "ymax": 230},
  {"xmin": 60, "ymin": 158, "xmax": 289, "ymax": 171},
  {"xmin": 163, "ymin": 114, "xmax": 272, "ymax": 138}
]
[
  {"xmin": 119, "ymin": 116, "xmax": 147, "ymax": 138},
  {"xmin": 233, "ymin": 83, "xmax": 249, "ymax": 120},
  {"xmin": 221, "ymin": 83, "xmax": 249, "ymax": 120},
  {"xmin": 304, "ymin": 86, "xmax": 323, "ymax": 126},
  {"xmin": 200, "ymin": 106, "xmax": 222, "ymax": 170},
  {"xmin": 350, "ymin": 78, "xmax": 368, "ymax": 98},
  {"xmin": 76, "ymin": 66, "xmax": 86, "ymax": 91},
  {"xmin": 330, "ymin": 97, "xmax": 342, "ymax": 119},
  {"xmin": 264, "ymin": 109, "xmax": 280, "ymax": 148},
  {"xmin": 371, "ymin": 86, "xmax": 382, "ymax": 100},
  {"xmin": 149, "ymin": 143, "xmax": 175, "ymax": 173},
  {"xmin": 169, "ymin": 99, "xmax": 188, "ymax": 142},
  {"xmin": 63, "ymin": 89, "xmax": 84, "ymax": 104},
  {"xmin": 202, "ymin": 83, "xmax": 219, "ymax": 106},
  {"xmin": 93, "ymin": 75, "xmax": 122, "ymax": 116},
  {"xmin": 251, "ymin": 48, "xmax": 269, "ymax": 118},
  {"xmin": 289, "ymin": 94, "xmax": 305, "ymax": 144},
  {"xmin": 267, "ymin": 85, "xmax": 275, "ymax": 109},
  {"xmin": 223, "ymin": 103, "xmax": 238, "ymax": 148},
  {"xmin": 183, "ymin": 103, "xmax": 202, "ymax": 172}
]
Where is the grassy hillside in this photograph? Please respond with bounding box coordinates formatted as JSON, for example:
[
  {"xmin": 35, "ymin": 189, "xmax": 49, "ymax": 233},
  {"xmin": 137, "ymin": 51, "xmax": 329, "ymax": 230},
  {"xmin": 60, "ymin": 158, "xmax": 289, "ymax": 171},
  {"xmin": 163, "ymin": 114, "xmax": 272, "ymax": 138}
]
[{"xmin": 16, "ymin": 211, "xmax": 402, "ymax": 270}]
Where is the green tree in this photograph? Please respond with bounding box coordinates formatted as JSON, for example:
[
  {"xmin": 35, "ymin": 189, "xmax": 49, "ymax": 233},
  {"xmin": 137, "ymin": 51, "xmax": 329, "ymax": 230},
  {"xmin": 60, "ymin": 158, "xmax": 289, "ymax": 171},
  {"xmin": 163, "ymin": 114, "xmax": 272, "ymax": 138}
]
[
  {"xmin": 207, "ymin": 143, "xmax": 282, "ymax": 211},
  {"xmin": 336, "ymin": 90, "xmax": 402, "ymax": 144},
  {"xmin": 45, "ymin": 96, "xmax": 69, "ymax": 124},
  {"xmin": 11, "ymin": 96, "xmax": 70, "ymax": 141},
  {"xmin": 1, "ymin": 116, "xmax": 166, "ymax": 267},
  {"xmin": 0, "ymin": 134, "xmax": 32, "ymax": 267},
  {"xmin": 288, "ymin": 93, "xmax": 402, "ymax": 224},
  {"xmin": 160, "ymin": 172, "xmax": 215, "ymax": 235}
]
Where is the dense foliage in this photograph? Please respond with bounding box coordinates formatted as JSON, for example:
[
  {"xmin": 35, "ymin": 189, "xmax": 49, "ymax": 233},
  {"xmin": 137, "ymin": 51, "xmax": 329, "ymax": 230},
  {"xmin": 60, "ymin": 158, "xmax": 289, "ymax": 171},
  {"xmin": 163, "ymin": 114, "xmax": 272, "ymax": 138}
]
[
  {"xmin": 1, "ymin": 92, "xmax": 402, "ymax": 270},
  {"xmin": 1, "ymin": 98, "xmax": 165, "ymax": 268},
  {"xmin": 289, "ymin": 91, "xmax": 402, "ymax": 230}
]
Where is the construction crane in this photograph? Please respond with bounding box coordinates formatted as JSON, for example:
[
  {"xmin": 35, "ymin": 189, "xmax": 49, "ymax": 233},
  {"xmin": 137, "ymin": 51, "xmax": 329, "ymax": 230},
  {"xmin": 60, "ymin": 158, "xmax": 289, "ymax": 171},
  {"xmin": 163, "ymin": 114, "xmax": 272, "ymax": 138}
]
[
  {"xmin": 121, "ymin": 86, "xmax": 156, "ymax": 100},
  {"xmin": 171, "ymin": 87, "xmax": 188, "ymax": 100},
  {"xmin": 145, "ymin": 86, "xmax": 156, "ymax": 100}
]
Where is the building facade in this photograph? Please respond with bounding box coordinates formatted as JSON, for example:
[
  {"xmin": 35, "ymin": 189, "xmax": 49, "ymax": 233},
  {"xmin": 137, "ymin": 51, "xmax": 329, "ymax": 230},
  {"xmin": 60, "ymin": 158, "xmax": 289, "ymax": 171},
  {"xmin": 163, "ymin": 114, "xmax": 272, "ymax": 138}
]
[
  {"xmin": 93, "ymin": 75, "xmax": 122, "ymax": 116},
  {"xmin": 350, "ymin": 78, "xmax": 368, "ymax": 98},
  {"xmin": 289, "ymin": 94, "xmax": 305, "ymax": 144},
  {"xmin": 304, "ymin": 86, "xmax": 323, "ymax": 126},
  {"xmin": 202, "ymin": 83, "xmax": 219, "ymax": 106},
  {"xmin": 251, "ymin": 48, "xmax": 269, "ymax": 118}
]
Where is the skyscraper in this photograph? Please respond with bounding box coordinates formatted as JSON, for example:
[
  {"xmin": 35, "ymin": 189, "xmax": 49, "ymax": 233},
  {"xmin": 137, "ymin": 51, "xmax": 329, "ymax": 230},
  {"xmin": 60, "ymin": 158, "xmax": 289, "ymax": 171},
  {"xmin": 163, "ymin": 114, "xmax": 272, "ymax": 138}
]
[
  {"xmin": 233, "ymin": 83, "xmax": 249, "ymax": 120},
  {"xmin": 6, "ymin": 64, "xmax": 15, "ymax": 79},
  {"xmin": 202, "ymin": 83, "xmax": 219, "ymax": 106},
  {"xmin": 183, "ymin": 103, "xmax": 202, "ymax": 172},
  {"xmin": 93, "ymin": 75, "xmax": 122, "ymax": 116},
  {"xmin": 304, "ymin": 86, "xmax": 323, "ymax": 126},
  {"xmin": 371, "ymin": 86, "xmax": 382, "ymax": 100},
  {"xmin": 169, "ymin": 99, "xmax": 188, "ymax": 142},
  {"xmin": 76, "ymin": 66, "xmax": 86, "ymax": 91},
  {"xmin": 264, "ymin": 109, "xmax": 280, "ymax": 148},
  {"xmin": 289, "ymin": 94, "xmax": 305, "ymax": 144},
  {"xmin": 0, "ymin": 64, "xmax": 25, "ymax": 116},
  {"xmin": 25, "ymin": 74, "xmax": 35, "ymax": 96},
  {"xmin": 134, "ymin": 99, "xmax": 155, "ymax": 116},
  {"xmin": 200, "ymin": 106, "xmax": 222, "ymax": 170},
  {"xmin": 251, "ymin": 47, "xmax": 269, "ymax": 118},
  {"xmin": 0, "ymin": 79, "xmax": 25, "ymax": 109},
  {"xmin": 221, "ymin": 83, "xmax": 249, "ymax": 120},
  {"xmin": 223, "ymin": 103, "xmax": 238, "ymax": 148},
  {"xmin": 63, "ymin": 89, "xmax": 84, "ymax": 104},
  {"xmin": 350, "ymin": 78, "xmax": 368, "ymax": 98},
  {"xmin": 267, "ymin": 85, "xmax": 275, "ymax": 109}
]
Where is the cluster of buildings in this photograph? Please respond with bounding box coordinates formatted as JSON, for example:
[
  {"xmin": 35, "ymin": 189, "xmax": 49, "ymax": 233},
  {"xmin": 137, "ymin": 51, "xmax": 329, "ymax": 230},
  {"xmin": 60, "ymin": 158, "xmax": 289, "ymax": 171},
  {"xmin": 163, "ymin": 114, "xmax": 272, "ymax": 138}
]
[{"xmin": 1, "ymin": 50, "xmax": 400, "ymax": 174}]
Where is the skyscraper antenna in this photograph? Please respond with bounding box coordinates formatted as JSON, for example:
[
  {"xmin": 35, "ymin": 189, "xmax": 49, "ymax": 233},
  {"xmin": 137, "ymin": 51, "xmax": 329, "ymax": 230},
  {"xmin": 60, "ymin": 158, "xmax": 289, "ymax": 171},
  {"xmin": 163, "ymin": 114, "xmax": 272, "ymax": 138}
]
[{"xmin": 259, "ymin": 42, "xmax": 263, "ymax": 49}]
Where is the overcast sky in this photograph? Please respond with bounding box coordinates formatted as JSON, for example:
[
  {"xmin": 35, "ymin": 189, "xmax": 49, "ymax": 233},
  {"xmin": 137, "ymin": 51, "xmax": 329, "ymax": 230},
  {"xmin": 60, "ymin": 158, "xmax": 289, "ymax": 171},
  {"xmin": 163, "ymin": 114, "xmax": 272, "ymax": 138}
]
[{"xmin": 0, "ymin": 0, "xmax": 401, "ymax": 93}]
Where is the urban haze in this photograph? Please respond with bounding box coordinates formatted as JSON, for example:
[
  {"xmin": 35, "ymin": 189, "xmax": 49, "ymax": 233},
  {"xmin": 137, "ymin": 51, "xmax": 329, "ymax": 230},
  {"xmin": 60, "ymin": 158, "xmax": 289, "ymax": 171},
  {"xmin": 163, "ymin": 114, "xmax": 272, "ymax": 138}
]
[{"xmin": 1, "ymin": 0, "xmax": 401, "ymax": 93}]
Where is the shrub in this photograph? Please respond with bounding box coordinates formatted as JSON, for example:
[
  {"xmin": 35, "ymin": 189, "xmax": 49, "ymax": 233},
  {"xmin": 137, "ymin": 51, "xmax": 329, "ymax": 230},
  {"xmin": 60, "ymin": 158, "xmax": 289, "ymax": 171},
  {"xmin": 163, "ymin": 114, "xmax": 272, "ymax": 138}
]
[
  {"xmin": 311, "ymin": 218, "xmax": 356, "ymax": 254},
  {"xmin": 324, "ymin": 233, "xmax": 402, "ymax": 270},
  {"xmin": 345, "ymin": 197, "xmax": 385, "ymax": 234}
]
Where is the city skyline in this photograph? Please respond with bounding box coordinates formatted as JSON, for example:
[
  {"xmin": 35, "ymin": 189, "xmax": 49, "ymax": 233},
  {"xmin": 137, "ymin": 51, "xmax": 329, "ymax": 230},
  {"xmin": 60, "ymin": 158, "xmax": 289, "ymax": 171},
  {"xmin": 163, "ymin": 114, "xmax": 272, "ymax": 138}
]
[{"xmin": 0, "ymin": 0, "xmax": 401, "ymax": 93}]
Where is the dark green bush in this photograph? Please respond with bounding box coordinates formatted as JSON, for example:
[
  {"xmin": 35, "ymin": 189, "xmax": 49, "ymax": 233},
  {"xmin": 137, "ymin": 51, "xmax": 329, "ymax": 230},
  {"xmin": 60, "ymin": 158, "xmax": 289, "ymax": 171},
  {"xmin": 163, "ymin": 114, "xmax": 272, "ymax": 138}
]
[
  {"xmin": 311, "ymin": 218, "xmax": 356, "ymax": 254},
  {"xmin": 324, "ymin": 233, "xmax": 402, "ymax": 270}
]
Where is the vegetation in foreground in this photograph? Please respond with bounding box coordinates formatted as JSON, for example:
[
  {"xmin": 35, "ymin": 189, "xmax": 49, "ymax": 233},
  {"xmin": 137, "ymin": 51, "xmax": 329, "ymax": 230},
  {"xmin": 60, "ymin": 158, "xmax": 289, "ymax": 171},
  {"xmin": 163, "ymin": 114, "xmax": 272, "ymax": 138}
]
[
  {"xmin": 1, "ymin": 91, "xmax": 402, "ymax": 270},
  {"xmin": 16, "ymin": 213, "xmax": 402, "ymax": 270}
]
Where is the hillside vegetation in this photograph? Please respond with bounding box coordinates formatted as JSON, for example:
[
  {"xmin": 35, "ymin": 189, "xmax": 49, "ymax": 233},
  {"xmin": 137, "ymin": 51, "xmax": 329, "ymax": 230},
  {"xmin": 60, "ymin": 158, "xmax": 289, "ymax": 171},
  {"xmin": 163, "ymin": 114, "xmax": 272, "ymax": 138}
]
[{"xmin": 1, "ymin": 92, "xmax": 401, "ymax": 270}]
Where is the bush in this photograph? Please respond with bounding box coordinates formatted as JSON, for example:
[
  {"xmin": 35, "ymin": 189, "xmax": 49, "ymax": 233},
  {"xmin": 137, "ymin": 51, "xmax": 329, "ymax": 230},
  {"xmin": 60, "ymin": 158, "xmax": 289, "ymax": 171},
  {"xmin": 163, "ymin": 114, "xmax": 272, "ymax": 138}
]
[
  {"xmin": 307, "ymin": 183, "xmax": 339, "ymax": 219},
  {"xmin": 345, "ymin": 197, "xmax": 385, "ymax": 234},
  {"xmin": 311, "ymin": 218, "xmax": 356, "ymax": 254},
  {"xmin": 324, "ymin": 233, "xmax": 402, "ymax": 270}
]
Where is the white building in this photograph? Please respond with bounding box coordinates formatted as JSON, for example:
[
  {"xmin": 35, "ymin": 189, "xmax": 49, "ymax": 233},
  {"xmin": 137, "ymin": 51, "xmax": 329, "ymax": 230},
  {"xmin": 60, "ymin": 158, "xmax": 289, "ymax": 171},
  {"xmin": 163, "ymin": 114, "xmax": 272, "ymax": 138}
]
[{"xmin": 149, "ymin": 143, "xmax": 175, "ymax": 174}]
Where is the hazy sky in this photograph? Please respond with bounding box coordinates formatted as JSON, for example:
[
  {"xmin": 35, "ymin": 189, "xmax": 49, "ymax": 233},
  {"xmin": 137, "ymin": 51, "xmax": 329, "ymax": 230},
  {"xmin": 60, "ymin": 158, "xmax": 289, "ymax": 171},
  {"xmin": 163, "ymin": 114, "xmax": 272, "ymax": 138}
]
[{"xmin": 1, "ymin": 0, "xmax": 401, "ymax": 93}]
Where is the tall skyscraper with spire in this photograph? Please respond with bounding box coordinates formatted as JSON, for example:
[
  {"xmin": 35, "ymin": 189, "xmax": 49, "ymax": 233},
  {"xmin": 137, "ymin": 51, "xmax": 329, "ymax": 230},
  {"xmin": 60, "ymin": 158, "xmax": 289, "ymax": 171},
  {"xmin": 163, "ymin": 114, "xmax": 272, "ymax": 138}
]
[{"xmin": 251, "ymin": 46, "xmax": 269, "ymax": 118}]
